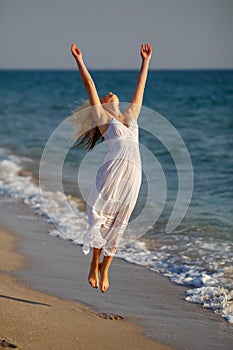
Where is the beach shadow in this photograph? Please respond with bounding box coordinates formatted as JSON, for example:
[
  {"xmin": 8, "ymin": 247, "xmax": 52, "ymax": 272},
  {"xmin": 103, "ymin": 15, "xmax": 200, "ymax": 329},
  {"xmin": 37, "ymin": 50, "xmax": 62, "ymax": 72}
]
[{"xmin": 0, "ymin": 294, "xmax": 51, "ymax": 307}]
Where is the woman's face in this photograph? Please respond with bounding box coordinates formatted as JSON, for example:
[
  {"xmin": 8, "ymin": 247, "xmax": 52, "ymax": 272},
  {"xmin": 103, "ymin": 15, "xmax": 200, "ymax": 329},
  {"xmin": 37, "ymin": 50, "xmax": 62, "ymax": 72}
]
[{"xmin": 100, "ymin": 92, "xmax": 119, "ymax": 104}]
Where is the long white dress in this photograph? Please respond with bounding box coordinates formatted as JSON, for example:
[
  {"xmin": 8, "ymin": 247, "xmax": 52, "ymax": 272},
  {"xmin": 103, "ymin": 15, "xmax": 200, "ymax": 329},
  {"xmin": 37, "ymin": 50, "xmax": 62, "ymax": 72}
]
[{"xmin": 82, "ymin": 116, "xmax": 142, "ymax": 256}]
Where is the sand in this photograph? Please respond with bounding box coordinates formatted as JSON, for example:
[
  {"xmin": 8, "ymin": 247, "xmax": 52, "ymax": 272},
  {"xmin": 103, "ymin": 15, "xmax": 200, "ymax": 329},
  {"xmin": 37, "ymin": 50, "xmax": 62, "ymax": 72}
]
[{"xmin": 0, "ymin": 226, "xmax": 173, "ymax": 350}]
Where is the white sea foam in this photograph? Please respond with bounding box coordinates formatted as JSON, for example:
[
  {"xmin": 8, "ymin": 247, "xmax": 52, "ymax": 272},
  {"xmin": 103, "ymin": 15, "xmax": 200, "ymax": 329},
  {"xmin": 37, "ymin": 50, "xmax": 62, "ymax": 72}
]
[
  {"xmin": 185, "ymin": 287, "xmax": 233, "ymax": 322},
  {"xmin": 0, "ymin": 148, "xmax": 232, "ymax": 323},
  {"xmin": 0, "ymin": 149, "xmax": 87, "ymax": 244}
]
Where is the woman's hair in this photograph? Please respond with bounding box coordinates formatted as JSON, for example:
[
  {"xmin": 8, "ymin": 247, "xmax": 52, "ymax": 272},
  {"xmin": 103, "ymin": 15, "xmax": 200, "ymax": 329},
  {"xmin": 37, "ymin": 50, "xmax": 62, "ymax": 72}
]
[{"xmin": 71, "ymin": 101, "xmax": 104, "ymax": 151}]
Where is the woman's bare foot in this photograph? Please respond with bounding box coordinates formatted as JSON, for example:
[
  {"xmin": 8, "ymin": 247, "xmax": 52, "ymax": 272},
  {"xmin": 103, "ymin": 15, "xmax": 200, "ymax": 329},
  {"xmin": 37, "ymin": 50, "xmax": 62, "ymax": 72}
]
[
  {"xmin": 99, "ymin": 261, "xmax": 111, "ymax": 292},
  {"xmin": 99, "ymin": 255, "xmax": 113, "ymax": 292},
  {"xmin": 88, "ymin": 262, "xmax": 99, "ymax": 288},
  {"xmin": 88, "ymin": 248, "xmax": 102, "ymax": 289}
]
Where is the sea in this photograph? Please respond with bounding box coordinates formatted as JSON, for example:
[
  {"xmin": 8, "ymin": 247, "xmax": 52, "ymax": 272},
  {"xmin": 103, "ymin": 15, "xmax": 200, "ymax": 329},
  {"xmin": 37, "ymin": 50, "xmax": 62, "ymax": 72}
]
[{"xmin": 0, "ymin": 69, "xmax": 232, "ymax": 323}]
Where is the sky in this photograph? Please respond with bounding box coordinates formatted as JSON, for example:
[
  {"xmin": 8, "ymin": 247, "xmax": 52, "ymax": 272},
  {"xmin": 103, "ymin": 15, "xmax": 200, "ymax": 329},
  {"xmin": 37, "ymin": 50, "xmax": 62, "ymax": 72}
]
[{"xmin": 0, "ymin": 0, "xmax": 233, "ymax": 69}]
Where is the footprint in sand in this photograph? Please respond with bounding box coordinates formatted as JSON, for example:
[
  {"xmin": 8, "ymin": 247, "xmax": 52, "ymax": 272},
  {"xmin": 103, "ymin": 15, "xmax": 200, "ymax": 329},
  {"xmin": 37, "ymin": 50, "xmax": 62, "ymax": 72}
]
[
  {"xmin": 97, "ymin": 312, "xmax": 124, "ymax": 320},
  {"xmin": 0, "ymin": 339, "xmax": 17, "ymax": 348}
]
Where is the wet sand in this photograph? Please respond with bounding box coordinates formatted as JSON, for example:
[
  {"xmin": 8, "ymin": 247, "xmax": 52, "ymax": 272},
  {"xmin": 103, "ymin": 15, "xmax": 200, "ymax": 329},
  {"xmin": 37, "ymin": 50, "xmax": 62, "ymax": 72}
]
[{"xmin": 0, "ymin": 198, "xmax": 233, "ymax": 350}]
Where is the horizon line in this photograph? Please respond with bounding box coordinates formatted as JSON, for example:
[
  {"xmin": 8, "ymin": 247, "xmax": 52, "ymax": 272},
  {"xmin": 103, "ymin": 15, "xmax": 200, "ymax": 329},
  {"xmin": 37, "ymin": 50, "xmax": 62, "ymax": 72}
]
[{"xmin": 0, "ymin": 67, "xmax": 233, "ymax": 72}]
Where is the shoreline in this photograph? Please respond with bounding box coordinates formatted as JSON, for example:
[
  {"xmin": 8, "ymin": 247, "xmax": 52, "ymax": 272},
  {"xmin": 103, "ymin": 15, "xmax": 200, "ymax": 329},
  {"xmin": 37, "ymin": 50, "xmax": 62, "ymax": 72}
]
[
  {"xmin": 0, "ymin": 198, "xmax": 233, "ymax": 350},
  {"xmin": 0, "ymin": 226, "xmax": 172, "ymax": 350}
]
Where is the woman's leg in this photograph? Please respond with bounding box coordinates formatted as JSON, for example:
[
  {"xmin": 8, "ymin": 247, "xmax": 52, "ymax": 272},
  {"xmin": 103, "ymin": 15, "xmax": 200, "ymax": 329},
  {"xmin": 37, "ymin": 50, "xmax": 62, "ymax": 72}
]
[
  {"xmin": 88, "ymin": 248, "xmax": 101, "ymax": 288},
  {"xmin": 99, "ymin": 255, "xmax": 113, "ymax": 292}
]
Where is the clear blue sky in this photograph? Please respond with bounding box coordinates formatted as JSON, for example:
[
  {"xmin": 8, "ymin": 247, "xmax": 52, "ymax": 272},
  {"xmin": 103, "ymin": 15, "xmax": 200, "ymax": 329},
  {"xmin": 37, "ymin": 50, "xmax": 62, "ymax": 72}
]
[{"xmin": 0, "ymin": 0, "xmax": 233, "ymax": 69}]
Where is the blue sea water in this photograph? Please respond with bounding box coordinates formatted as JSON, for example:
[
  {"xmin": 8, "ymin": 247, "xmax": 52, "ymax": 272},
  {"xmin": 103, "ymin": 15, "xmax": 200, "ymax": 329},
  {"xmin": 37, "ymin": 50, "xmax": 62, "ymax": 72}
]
[{"xmin": 0, "ymin": 69, "xmax": 233, "ymax": 322}]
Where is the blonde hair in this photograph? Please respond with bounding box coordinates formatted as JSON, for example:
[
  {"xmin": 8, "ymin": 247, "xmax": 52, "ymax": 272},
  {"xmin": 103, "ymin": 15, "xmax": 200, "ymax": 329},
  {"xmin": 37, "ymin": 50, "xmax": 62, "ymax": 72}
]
[{"xmin": 70, "ymin": 101, "xmax": 104, "ymax": 151}]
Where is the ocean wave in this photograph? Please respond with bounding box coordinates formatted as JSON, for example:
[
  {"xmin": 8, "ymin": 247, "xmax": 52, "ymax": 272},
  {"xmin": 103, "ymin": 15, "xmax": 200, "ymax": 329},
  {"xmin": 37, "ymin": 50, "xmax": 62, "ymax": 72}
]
[{"xmin": 0, "ymin": 147, "xmax": 87, "ymax": 244}]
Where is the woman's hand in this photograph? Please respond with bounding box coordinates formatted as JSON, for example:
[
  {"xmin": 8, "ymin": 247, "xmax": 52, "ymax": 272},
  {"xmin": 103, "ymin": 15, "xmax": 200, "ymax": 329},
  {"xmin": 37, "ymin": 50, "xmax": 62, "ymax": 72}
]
[
  {"xmin": 71, "ymin": 43, "xmax": 83, "ymax": 62},
  {"xmin": 140, "ymin": 43, "xmax": 152, "ymax": 62}
]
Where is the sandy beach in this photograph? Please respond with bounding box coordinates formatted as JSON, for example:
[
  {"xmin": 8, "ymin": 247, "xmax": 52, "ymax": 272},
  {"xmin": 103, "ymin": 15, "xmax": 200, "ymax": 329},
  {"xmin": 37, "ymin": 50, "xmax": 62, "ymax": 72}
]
[{"xmin": 0, "ymin": 226, "xmax": 172, "ymax": 350}]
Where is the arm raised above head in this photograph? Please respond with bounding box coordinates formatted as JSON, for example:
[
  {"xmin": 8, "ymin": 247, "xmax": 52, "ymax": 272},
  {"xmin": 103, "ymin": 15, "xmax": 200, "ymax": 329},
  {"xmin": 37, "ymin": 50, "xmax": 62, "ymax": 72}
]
[
  {"xmin": 127, "ymin": 43, "xmax": 152, "ymax": 119},
  {"xmin": 71, "ymin": 43, "xmax": 101, "ymax": 107},
  {"xmin": 71, "ymin": 43, "xmax": 111, "ymax": 129}
]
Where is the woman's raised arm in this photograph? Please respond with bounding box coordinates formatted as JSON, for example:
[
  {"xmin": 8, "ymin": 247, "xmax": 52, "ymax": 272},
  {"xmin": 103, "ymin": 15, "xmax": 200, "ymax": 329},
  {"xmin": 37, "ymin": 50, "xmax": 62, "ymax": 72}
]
[
  {"xmin": 127, "ymin": 44, "xmax": 152, "ymax": 119},
  {"xmin": 71, "ymin": 43, "xmax": 101, "ymax": 107},
  {"xmin": 131, "ymin": 43, "xmax": 152, "ymax": 106}
]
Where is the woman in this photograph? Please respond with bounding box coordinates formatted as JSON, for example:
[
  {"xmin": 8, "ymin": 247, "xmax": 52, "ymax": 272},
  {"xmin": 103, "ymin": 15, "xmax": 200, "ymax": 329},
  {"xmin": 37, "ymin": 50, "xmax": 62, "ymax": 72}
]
[{"xmin": 71, "ymin": 42, "xmax": 152, "ymax": 292}]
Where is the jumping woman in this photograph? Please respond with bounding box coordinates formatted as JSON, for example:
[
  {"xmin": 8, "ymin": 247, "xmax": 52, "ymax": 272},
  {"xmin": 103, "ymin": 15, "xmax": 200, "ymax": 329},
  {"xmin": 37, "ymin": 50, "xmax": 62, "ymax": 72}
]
[{"xmin": 71, "ymin": 42, "xmax": 152, "ymax": 292}]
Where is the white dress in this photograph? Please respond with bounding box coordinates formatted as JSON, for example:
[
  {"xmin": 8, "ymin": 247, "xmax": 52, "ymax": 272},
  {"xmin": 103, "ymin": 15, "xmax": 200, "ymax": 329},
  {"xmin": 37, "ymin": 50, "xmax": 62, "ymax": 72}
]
[{"xmin": 82, "ymin": 116, "xmax": 142, "ymax": 256}]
